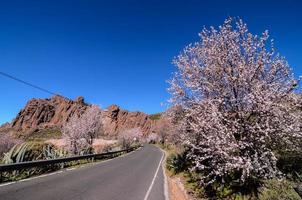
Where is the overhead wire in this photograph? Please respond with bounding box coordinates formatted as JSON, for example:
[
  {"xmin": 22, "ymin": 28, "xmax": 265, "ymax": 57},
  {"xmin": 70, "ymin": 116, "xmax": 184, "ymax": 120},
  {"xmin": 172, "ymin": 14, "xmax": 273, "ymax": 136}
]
[{"xmin": 0, "ymin": 71, "xmax": 58, "ymax": 96}]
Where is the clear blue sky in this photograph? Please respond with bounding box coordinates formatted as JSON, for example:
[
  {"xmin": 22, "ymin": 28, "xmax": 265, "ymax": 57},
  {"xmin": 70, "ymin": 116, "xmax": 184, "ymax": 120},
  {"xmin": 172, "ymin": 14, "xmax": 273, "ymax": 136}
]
[{"xmin": 0, "ymin": 0, "xmax": 301, "ymax": 124}]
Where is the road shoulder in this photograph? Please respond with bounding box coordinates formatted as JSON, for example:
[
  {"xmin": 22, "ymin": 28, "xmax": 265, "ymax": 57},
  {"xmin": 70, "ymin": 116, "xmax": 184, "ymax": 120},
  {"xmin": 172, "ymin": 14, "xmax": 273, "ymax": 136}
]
[{"xmin": 159, "ymin": 146, "xmax": 192, "ymax": 200}]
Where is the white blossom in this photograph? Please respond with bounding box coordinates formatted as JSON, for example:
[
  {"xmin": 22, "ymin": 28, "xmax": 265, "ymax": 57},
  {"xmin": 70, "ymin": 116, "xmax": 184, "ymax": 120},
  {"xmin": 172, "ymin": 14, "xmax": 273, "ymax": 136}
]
[
  {"xmin": 168, "ymin": 17, "xmax": 302, "ymax": 186},
  {"xmin": 118, "ymin": 128, "xmax": 143, "ymax": 149},
  {"xmin": 62, "ymin": 105, "xmax": 103, "ymax": 154}
]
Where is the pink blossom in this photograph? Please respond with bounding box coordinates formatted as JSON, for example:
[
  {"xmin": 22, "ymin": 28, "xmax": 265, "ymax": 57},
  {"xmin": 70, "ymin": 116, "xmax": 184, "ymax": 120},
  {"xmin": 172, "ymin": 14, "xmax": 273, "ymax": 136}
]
[
  {"xmin": 62, "ymin": 105, "xmax": 103, "ymax": 154},
  {"xmin": 168, "ymin": 17, "xmax": 302, "ymax": 186}
]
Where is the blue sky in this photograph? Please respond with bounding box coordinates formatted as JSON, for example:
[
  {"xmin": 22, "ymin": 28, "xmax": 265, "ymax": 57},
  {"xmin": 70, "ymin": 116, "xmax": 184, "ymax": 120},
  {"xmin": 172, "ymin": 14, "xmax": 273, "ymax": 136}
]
[{"xmin": 0, "ymin": 0, "xmax": 301, "ymax": 124}]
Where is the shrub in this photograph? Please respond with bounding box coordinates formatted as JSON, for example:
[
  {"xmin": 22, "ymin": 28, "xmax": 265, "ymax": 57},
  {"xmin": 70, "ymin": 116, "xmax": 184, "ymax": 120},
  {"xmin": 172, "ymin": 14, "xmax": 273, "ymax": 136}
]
[
  {"xmin": 166, "ymin": 151, "xmax": 188, "ymax": 174},
  {"xmin": 259, "ymin": 179, "xmax": 301, "ymax": 200},
  {"xmin": 277, "ymin": 151, "xmax": 302, "ymax": 180},
  {"xmin": 149, "ymin": 113, "xmax": 161, "ymax": 120},
  {"xmin": 25, "ymin": 129, "xmax": 62, "ymax": 141}
]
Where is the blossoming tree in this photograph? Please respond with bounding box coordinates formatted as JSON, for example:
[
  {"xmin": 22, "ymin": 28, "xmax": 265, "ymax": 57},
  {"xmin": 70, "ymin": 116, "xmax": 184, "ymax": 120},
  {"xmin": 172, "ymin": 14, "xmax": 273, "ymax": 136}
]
[
  {"xmin": 62, "ymin": 105, "xmax": 103, "ymax": 155},
  {"xmin": 168, "ymin": 17, "xmax": 302, "ymax": 187},
  {"xmin": 146, "ymin": 132, "xmax": 159, "ymax": 143},
  {"xmin": 118, "ymin": 128, "xmax": 143, "ymax": 149}
]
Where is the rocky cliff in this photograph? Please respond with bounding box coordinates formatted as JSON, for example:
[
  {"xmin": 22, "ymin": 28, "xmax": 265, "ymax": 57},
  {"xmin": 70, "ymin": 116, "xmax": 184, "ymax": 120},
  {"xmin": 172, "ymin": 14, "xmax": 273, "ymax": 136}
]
[
  {"xmin": 102, "ymin": 105, "xmax": 156, "ymax": 136},
  {"xmin": 10, "ymin": 95, "xmax": 87, "ymax": 134},
  {"xmin": 3, "ymin": 95, "xmax": 161, "ymax": 137}
]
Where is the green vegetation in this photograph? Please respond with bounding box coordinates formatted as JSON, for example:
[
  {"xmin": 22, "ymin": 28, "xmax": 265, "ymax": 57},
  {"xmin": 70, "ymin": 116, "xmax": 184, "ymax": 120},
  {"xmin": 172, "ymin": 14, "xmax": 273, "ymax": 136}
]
[
  {"xmin": 149, "ymin": 113, "xmax": 161, "ymax": 120},
  {"xmin": 166, "ymin": 151, "xmax": 188, "ymax": 174},
  {"xmin": 0, "ymin": 141, "xmax": 130, "ymax": 183},
  {"xmin": 277, "ymin": 150, "xmax": 302, "ymax": 181},
  {"xmin": 259, "ymin": 179, "xmax": 301, "ymax": 200},
  {"xmin": 160, "ymin": 143, "xmax": 302, "ymax": 200},
  {"xmin": 1, "ymin": 142, "xmax": 67, "ymax": 182},
  {"xmin": 164, "ymin": 17, "xmax": 302, "ymax": 200},
  {"xmin": 24, "ymin": 129, "xmax": 62, "ymax": 142},
  {"xmin": 2, "ymin": 142, "xmax": 67, "ymax": 164}
]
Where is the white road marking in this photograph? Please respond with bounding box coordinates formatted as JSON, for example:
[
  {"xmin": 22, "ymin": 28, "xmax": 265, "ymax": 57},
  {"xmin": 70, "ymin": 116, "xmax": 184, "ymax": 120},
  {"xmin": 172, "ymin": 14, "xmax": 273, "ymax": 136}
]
[
  {"xmin": 143, "ymin": 150, "xmax": 165, "ymax": 200},
  {"xmin": 160, "ymin": 149, "xmax": 170, "ymax": 200}
]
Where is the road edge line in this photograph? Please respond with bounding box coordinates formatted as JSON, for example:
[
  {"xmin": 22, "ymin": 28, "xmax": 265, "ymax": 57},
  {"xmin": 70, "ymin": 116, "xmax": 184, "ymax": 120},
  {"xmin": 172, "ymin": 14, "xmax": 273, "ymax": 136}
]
[
  {"xmin": 160, "ymin": 148, "xmax": 170, "ymax": 200},
  {"xmin": 143, "ymin": 150, "xmax": 165, "ymax": 200}
]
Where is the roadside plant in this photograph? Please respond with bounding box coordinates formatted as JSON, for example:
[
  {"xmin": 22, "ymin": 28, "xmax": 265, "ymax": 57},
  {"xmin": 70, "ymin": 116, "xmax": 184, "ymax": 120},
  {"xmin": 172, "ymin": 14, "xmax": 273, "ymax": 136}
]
[
  {"xmin": 118, "ymin": 128, "xmax": 143, "ymax": 149},
  {"xmin": 146, "ymin": 132, "xmax": 159, "ymax": 143},
  {"xmin": 156, "ymin": 116, "xmax": 173, "ymax": 145},
  {"xmin": 62, "ymin": 105, "xmax": 103, "ymax": 155},
  {"xmin": 2, "ymin": 142, "xmax": 64, "ymax": 164},
  {"xmin": 168, "ymin": 17, "xmax": 302, "ymax": 189},
  {"xmin": 166, "ymin": 151, "xmax": 188, "ymax": 174},
  {"xmin": 1, "ymin": 142, "xmax": 66, "ymax": 182},
  {"xmin": 42, "ymin": 144, "xmax": 67, "ymax": 160},
  {"xmin": 259, "ymin": 179, "xmax": 301, "ymax": 200},
  {"xmin": 2, "ymin": 142, "xmax": 34, "ymax": 164}
]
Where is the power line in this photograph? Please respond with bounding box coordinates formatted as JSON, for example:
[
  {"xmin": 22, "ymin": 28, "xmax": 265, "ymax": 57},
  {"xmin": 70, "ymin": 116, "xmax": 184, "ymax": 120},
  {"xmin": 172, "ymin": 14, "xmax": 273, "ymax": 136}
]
[{"xmin": 0, "ymin": 71, "xmax": 57, "ymax": 96}]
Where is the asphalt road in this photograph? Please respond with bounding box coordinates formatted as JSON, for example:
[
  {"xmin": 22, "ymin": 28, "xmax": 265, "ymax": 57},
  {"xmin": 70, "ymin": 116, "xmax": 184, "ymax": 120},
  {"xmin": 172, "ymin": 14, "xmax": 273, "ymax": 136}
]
[{"xmin": 0, "ymin": 145, "xmax": 167, "ymax": 200}]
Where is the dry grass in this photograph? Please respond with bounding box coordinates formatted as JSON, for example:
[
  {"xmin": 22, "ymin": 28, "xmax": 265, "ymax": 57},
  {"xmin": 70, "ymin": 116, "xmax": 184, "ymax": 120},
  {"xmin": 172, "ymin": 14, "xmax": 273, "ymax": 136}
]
[
  {"xmin": 45, "ymin": 138, "xmax": 118, "ymax": 153},
  {"xmin": 93, "ymin": 139, "xmax": 117, "ymax": 153},
  {"xmin": 45, "ymin": 138, "xmax": 66, "ymax": 148}
]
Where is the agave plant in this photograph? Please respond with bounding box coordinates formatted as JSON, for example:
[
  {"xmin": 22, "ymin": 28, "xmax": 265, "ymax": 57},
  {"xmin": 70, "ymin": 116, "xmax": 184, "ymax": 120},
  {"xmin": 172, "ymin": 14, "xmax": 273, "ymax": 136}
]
[
  {"xmin": 42, "ymin": 144, "xmax": 66, "ymax": 160},
  {"xmin": 2, "ymin": 142, "xmax": 34, "ymax": 164},
  {"xmin": 3, "ymin": 142, "xmax": 68, "ymax": 164},
  {"xmin": 1, "ymin": 142, "xmax": 67, "ymax": 182},
  {"xmin": 43, "ymin": 144, "xmax": 67, "ymax": 168}
]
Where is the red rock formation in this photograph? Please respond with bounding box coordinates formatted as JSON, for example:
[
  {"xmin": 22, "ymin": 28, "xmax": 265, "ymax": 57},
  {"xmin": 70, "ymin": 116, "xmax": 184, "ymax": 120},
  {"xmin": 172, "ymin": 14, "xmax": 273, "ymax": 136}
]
[
  {"xmin": 2, "ymin": 95, "xmax": 164, "ymax": 137},
  {"xmin": 102, "ymin": 105, "xmax": 156, "ymax": 136},
  {"xmin": 10, "ymin": 95, "xmax": 87, "ymax": 133}
]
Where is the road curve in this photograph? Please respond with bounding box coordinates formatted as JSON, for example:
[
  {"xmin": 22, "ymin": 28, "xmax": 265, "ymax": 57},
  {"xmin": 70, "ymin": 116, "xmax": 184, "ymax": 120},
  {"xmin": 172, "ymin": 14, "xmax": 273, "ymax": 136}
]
[{"xmin": 0, "ymin": 145, "xmax": 166, "ymax": 200}]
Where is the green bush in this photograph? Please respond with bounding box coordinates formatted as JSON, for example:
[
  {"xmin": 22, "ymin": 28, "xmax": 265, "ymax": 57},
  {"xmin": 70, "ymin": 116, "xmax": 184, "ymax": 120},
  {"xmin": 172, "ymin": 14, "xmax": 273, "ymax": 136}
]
[
  {"xmin": 166, "ymin": 151, "xmax": 188, "ymax": 174},
  {"xmin": 277, "ymin": 151, "xmax": 302, "ymax": 180},
  {"xmin": 149, "ymin": 113, "xmax": 161, "ymax": 120},
  {"xmin": 259, "ymin": 179, "xmax": 301, "ymax": 200}
]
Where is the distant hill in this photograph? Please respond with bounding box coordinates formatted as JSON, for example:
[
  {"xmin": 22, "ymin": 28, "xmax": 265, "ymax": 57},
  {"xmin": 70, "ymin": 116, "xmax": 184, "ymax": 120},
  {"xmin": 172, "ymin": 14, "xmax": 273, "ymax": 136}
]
[{"xmin": 1, "ymin": 95, "xmax": 165, "ymax": 139}]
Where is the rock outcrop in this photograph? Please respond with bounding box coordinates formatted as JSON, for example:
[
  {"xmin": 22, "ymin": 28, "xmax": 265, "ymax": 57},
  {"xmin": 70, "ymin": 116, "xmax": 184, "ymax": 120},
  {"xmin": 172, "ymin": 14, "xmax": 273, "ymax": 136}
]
[
  {"xmin": 10, "ymin": 95, "xmax": 87, "ymax": 134},
  {"xmin": 2, "ymin": 95, "xmax": 163, "ymax": 137},
  {"xmin": 102, "ymin": 105, "xmax": 156, "ymax": 136}
]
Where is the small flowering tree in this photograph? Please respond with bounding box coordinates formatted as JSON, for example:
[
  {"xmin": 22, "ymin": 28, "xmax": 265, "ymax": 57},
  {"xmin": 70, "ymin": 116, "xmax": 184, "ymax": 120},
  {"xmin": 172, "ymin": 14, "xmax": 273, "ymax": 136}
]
[
  {"xmin": 168, "ymin": 17, "xmax": 302, "ymax": 188},
  {"xmin": 155, "ymin": 115, "xmax": 178, "ymax": 145},
  {"xmin": 146, "ymin": 132, "xmax": 159, "ymax": 143},
  {"xmin": 62, "ymin": 105, "xmax": 103, "ymax": 155},
  {"xmin": 118, "ymin": 128, "xmax": 143, "ymax": 149}
]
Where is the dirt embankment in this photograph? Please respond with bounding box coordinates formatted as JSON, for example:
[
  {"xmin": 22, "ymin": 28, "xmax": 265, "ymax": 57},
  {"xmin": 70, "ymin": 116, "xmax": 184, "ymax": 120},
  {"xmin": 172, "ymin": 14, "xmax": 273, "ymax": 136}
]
[{"xmin": 168, "ymin": 175, "xmax": 191, "ymax": 200}]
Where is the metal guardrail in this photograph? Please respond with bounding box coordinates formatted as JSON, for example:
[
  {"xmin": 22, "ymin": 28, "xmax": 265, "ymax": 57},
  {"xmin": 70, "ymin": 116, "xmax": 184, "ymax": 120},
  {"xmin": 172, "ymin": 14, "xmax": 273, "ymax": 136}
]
[{"xmin": 0, "ymin": 146, "xmax": 140, "ymax": 173}]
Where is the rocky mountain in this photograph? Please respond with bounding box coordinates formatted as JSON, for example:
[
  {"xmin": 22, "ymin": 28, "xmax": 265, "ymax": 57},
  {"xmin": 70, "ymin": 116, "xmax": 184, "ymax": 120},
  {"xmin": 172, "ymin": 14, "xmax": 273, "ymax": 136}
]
[
  {"xmin": 102, "ymin": 105, "xmax": 156, "ymax": 136},
  {"xmin": 10, "ymin": 95, "xmax": 87, "ymax": 133},
  {"xmin": 2, "ymin": 95, "xmax": 161, "ymax": 137}
]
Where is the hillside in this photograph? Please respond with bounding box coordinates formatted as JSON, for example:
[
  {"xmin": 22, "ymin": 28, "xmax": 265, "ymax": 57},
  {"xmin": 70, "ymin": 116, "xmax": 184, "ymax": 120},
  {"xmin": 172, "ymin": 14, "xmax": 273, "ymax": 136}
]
[{"xmin": 1, "ymin": 95, "xmax": 163, "ymax": 138}]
